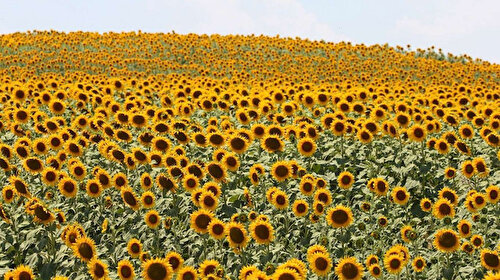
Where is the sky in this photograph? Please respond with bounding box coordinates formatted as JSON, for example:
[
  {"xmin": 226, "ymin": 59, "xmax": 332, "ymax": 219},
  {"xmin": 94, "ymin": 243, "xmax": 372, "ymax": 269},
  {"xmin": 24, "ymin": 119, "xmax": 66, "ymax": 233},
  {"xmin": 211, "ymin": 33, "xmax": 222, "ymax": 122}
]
[{"xmin": 1, "ymin": 0, "xmax": 499, "ymax": 63}]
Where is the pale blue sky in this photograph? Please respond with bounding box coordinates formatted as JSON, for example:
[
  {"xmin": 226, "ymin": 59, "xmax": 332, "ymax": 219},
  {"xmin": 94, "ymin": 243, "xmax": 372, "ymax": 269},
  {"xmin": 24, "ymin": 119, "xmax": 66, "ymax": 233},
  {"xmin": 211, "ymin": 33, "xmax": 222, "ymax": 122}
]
[{"xmin": 1, "ymin": 0, "xmax": 499, "ymax": 62}]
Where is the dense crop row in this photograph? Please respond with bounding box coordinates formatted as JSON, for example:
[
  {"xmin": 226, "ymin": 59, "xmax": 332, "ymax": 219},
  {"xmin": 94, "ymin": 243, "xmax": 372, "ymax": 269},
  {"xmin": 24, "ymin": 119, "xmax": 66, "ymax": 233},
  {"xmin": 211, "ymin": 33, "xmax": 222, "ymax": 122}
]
[{"xmin": 0, "ymin": 31, "xmax": 499, "ymax": 280}]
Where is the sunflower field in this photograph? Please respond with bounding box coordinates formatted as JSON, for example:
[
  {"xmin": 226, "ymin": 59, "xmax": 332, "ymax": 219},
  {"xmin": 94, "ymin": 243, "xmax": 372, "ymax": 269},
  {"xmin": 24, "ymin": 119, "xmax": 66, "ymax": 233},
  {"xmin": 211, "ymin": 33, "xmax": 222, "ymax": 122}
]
[{"xmin": 0, "ymin": 31, "xmax": 499, "ymax": 280}]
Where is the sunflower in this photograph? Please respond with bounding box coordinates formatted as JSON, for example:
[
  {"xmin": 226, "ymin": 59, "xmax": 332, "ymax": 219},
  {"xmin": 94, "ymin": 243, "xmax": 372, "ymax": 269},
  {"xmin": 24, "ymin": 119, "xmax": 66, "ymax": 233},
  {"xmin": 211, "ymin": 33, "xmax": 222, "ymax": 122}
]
[
  {"xmin": 23, "ymin": 157, "xmax": 44, "ymax": 173},
  {"xmin": 222, "ymin": 153, "xmax": 240, "ymax": 172},
  {"xmin": 378, "ymin": 216, "xmax": 388, "ymax": 227},
  {"xmin": 85, "ymin": 179, "xmax": 102, "ymax": 198},
  {"xmin": 164, "ymin": 252, "xmax": 184, "ymax": 273},
  {"xmin": 337, "ymin": 171, "xmax": 354, "ymax": 189},
  {"xmin": 314, "ymin": 188, "xmax": 332, "ymax": 206},
  {"xmin": 141, "ymin": 191, "xmax": 155, "ymax": 209},
  {"xmin": 261, "ymin": 135, "xmax": 284, "ymax": 153},
  {"xmin": 357, "ymin": 129, "xmax": 373, "ymax": 144},
  {"xmin": 145, "ymin": 210, "xmax": 161, "ymax": 229},
  {"xmin": 457, "ymin": 220, "xmax": 472, "ymax": 238},
  {"xmin": 368, "ymin": 264, "xmax": 382, "ymax": 278},
  {"xmin": 142, "ymin": 258, "xmax": 173, "ymax": 280},
  {"xmin": 472, "ymin": 193, "xmax": 487, "ymax": 210},
  {"xmin": 400, "ymin": 225, "xmax": 414, "ymax": 243},
  {"xmin": 461, "ymin": 160, "xmax": 476, "ymax": 178},
  {"xmin": 239, "ymin": 265, "xmax": 258, "ymax": 280},
  {"xmin": 73, "ymin": 237, "xmax": 97, "ymax": 262},
  {"xmin": 459, "ymin": 124, "xmax": 474, "ymax": 139},
  {"xmin": 117, "ymin": 259, "xmax": 135, "ymax": 280},
  {"xmin": 206, "ymin": 162, "xmax": 227, "ymax": 182},
  {"xmin": 462, "ymin": 242, "xmax": 474, "ymax": 254},
  {"xmin": 486, "ymin": 185, "xmax": 499, "ymax": 204},
  {"xmin": 58, "ymin": 177, "xmax": 78, "ymax": 198},
  {"xmin": 326, "ymin": 205, "xmax": 353, "ymax": 228},
  {"xmin": 335, "ymin": 257, "xmax": 363, "ymax": 280},
  {"xmin": 32, "ymin": 203, "xmax": 55, "ymax": 225},
  {"xmin": 12, "ymin": 265, "xmax": 34, "ymax": 280},
  {"xmin": 292, "ymin": 200, "xmax": 309, "ymax": 217},
  {"xmin": 177, "ymin": 266, "xmax": 197, "ymax": 280},
  {"xmin": 249, "ymin": 220, "xmax": 274, "ymax": 245},
  {"xmin": 434, "ymin": 229, "xmax": 460, "ymax": 253},
  {"xmin": 444, "ymin": 167, "xmax": 456, "ymax": 179},
  {"xmin": 271, "ymin": 161, "xmax": 290, "ymax": 182},
  {"xmin": 228, "ymin": 136, "xmax": 248, "ymax": 154},
  {"xmin": 207, "ymin": 218, "xmax": 226, "ymax": 240},
  {"xmin": 299, "ymin": 179, "xmax": 315, "ymax": 196},
  {"xmin": 373, "ymin": 178, "xmax": 389, "ymax": 196},
  {"xmin": 2, "ymin": 185, "xmax": 15, "ymax": 203},
  {"xmin": 272, "ymin": 268, "xmax": 300, "ymax": 280},
  {"xmin": 432, "ymin": 198, "xmax": 455, "ymax": 219},
  {"xmin": 208, "ymin": 132, "xmax": 225, "ymax": 147},
  {"xmin": 365, "ymin": 255, "xmax": 379, "ymax": 268},
  {"xmin": 382, "ymin": 254, "xmax": 403, "ymax": 275},
  {"xmin": 297, "ymin": 137, "xmax": 316, "ymax": 157},
  {"xmin": 271, "ymin": 190, "xmax": 288, "ymax": 210},
  {"xmin": 88, "ymin": 258, "xmax": 108, "ymax": 280},
  {"xmin": 391, "ymin": 186, "xmax": 410, "ymax": 205},
  {"xmin": 226, "ymin": 222, "xmax": 249, "ymax": 250},
  {"xmin": 199, "ymin": 260, "xmax": 219, "ymax": 277},
  {"xmin": 435, "ymin": 139, "xmax": 449, "ymax": 154},
  {"xmin": 121, "ymin": 187, "xmax": 141, "ymax": 210},
  {"xmin": 127, "ymin": 238, "xmax": 142, "ymax": 258},
  {"xmin": 471, "ymin": 234, "xmax": 484, "ymax": 248},
  {"xmin": 473, "ymin": 157, "xmax": 489, "ymax": 177},
  {"xmin": 481, "ymin": 249, "xmax": 500, "ymax": 270},
  {"xmin": 200, "ymin": 191, "xmax": 218, "ymax": 211},
  {"xmin": 420, "ymin": 198, "xmax": 432, "ymax": 212},
  {"xmin": 407, "ymin": 125, "xmax": 426, "ymax": 142},
  {"xmin": 190, "ymin": 209, "xmax": 214, "ymax": 234},
  {"xmin": 141, "ymin": 173, "xmax": 153, "ymax": 190},
  {"xmin": 437, "ymin": 187, "xmax": 458, "ymax": 206},
  {"xmin": 309, "ymin": 252, "xmax": 332, "ymax": 277},
  {"xmin": 110, "ymin": 172, "xmax": 127, "ymax": 188}
]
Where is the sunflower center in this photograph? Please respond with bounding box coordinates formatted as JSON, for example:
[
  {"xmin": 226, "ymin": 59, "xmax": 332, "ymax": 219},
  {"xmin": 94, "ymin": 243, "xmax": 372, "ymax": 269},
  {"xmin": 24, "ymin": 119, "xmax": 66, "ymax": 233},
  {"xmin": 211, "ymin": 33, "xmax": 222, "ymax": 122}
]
[
  {"xmin": 255, "ymin": 224, "xmax": 270, "ymax": 240},
  {"xmin": 484, "ymin": 252, "xmax": 499, "ymax": 267},
  {"xmin": 26, "ymin": 158, "xmax": 42, "ymax": 170},
  {"xmin": 390, "ymin": 258, "xmax": 401, "ymax": 269},
  {"xmin": 94, "ymin": 263, "xmax": 105, "ymax": 278},
  {"xmin": 229, "ymin": 227, "xmax": 245, "ymax": 244},
  {"xmin": 439, "ymin": 232, "xmax": 457, "ymax": 248},
  {"xmin": 301, "ymin": 141, "xmax": 313, "ymax": 152},
  {"xmin": 438, "ymin": 204, "xmax": 451, "ymax": 215},
  {"xmin": 195, "ymin": 214, "xmax": 211, "ymax": 230},
  {"xmin": 120, "ymin": 265, "xmax": 132, "ymax": 278},
  {"xmin": 396, "ymin": 191, "xmax": 406, "ymax": 201},
  {"xmin": 275, "ymin": 165, "xmax": 289, "ymax": 178},
  {"xmin": 19, "ymin": 271, "xmax": 32, "ymax": 280},
  {"xmin": 147, "ymin": 263, "xmax": 167, "ymax": 280},
  {"xmin": 315, "ymin": 257, "xmax": 328, "ymax": 270},
  {"xmin": 182, "ymin": 272, "xmax": 195, "ymax": 280},
  {"xmin": 169, "ymin": 257, "xmax": 180, "ymax": 270},
  {"xmin": 331, "ymin": 210, "xmax": 348, "ymax": 224},
  {"xmin": 341, "ymin": 263, "xmax": 359, "ymax": 279},
  {"xmin": 208, "ymin": 164, "xmax": 224, "ymax": 179},
  {"xmin": 78, "ymin": 242, "xmax": 94, "ymax": 260}
]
